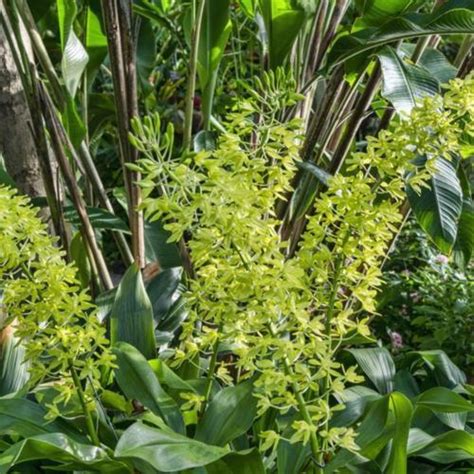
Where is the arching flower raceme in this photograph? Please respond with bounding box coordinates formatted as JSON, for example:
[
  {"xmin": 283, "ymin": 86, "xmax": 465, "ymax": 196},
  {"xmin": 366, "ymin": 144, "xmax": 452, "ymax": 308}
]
[
  {"xmin": 0, "ymin": 187, "xmax": 114, "ymax": 417},
  {"xmin": 133, "ymin": 73, "xmax": 473, "ymax": 452},
  {"xmin": 140, "ymin": 73, "xmax": 474, "ymax": 452}
]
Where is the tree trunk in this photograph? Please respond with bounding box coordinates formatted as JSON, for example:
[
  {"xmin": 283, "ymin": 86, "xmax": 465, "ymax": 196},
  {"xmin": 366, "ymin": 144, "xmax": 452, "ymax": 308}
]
[{"xmin": 0, "ymin": 7, "xmax": 44, "ymax": 198}]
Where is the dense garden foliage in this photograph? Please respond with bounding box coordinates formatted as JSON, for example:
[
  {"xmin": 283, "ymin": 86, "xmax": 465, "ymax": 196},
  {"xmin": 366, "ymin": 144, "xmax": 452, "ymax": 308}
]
[{"xmin": 0, "ymin": 0, "xmax": 473, "ymax": 473}]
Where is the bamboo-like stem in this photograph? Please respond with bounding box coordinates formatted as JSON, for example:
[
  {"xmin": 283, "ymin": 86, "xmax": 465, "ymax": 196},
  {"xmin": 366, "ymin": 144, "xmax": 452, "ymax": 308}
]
[
  {"xmin": 183, "ymin": 0, "xmax": 206, "ymax": 150},
  {"xmin": 57, "ymin": 114, "xmax": 134, "ymax": 267},
  {"xmin": 458, "ymin": 52, "xmax": 473, "ymax": 78},
  {"xmin": 40, "ymin": 87, "xmax": 113, "ymax": 291},
  {"xmin": 301, "ymin": 66, "xmax": 347, "ymax": 164},
  {"xmin": 117, "ymin": 1, "xmax": 145, "ymax": 268},
  {"xmin": 8, "ymin": 0, "xmax": 132, "ymax": 265},
  {"xmin": 102, "ymin": 0, "xmax": 145, "ymax": 269},
  {"xmin": 78, "ymin": 142, "xmax": 134, "ymax": 265},
  {"xmin": 2, "ymin": 2, "xmax": 66, "ymax": 242},
  {"xmin": 303, "ymin": 0, "xmax": 328, "ymax": 83},
  {"xmin": 329, "ymin": 63, "xmax": 381, "ymax": 175},
  {"xmin": 15, "ymin": 0, "xmax": 63, "ymax": 107},
  {"xmin": 319, "ymin": 0, "xmax": 349, "ymax": 63},
  {"xmin": 282, "ymin": 67, "xmax": 379, "ymax": 252},
  {"xmin": 276, "ymin": 67, "xmax": 345, "ymax": 225},
  {"xmin": 70, "ymin": 364, "xmax": 100, "ymax": 446}
]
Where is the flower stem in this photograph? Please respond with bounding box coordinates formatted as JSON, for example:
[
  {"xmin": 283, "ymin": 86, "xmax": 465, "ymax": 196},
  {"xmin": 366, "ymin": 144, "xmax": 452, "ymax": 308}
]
[
  {"xmin": 70, "ymin": 363, "xmax": 100, "ymax": 446},
  {"xmin": 319, "ymin": 234, "xmax": 348, "ymax": 463},
  {"xmin": 269, "ymin": 325, "xmax": 322, "ymax": 473},
  {"xmin": 183, "ymin": 0, "xmax": 206, "ymax": 150},
  {"xmin": 201, "ymin": 335, "xmax": 220, "ymax": 414}
]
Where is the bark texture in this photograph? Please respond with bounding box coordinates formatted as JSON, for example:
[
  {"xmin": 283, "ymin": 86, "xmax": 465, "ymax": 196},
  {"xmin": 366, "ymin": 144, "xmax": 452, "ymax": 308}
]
[{"xmin": 0, "ymin": 9, "xmax": 44, "ymax": 198}]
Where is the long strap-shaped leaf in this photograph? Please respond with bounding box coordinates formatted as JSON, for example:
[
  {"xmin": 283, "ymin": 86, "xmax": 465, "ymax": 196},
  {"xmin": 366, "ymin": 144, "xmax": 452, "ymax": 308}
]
[
  {"xmin": 327, "ymin": 4, "xmax": 474, "ymax": 69},
  {"xmin": 113, "ymin": 342, "xmax": 185, "ymax": 434}
]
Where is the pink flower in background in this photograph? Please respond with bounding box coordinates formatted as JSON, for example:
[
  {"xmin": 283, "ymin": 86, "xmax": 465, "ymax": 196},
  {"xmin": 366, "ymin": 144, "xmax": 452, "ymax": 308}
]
[
  {"xmin": 434, "ymin": 254, "xmax": 449, "ymax": 265},
  {"xmin": 389, "ymin": 331, "xmax": 403, "ymax": 350}
]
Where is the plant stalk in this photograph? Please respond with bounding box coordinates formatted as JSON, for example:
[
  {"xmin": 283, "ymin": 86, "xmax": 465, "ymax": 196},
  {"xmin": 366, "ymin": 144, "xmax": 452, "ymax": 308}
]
[
  {"xmin": 102, "ymin": 0, "xmax": 145, "ymax": 269},
  {"xmin": 70, "ymin": 364, "xmax": 100, "ymax": 446},
  {"xmin": 40, "ymin": 86, "xmax": 113, "ymax": 290},
  {"xmin": 268, "ymin": 325, "xmax": 322, "ymax": 472},
  {"xmin": 201, "ymin": 335, "xmax": 220, "ymax": 414},
  {"xmin": 183, "ymin": 0, "xmax": 206, "ymax": 150}
]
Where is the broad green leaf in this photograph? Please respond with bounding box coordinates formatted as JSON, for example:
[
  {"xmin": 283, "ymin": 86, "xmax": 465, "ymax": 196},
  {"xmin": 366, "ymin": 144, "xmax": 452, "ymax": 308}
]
[
  {"xmin": 407, "ymin": 428, "xmax": 434, "ymax": 454},
  {"xmin": 0, "ymin": 319, "xmax": 28, "ymax": 397},
  {"xmin": 453, "ymin": 199, "xmax": 474, "ymax": 265},
  {"xmin": 56, "ymin": 0, "xmax": 74, "ymax": 49},
  {"xmin": 415, "ymin": 387, "xmax": 474, "ymax": 413},
  {"xmin": 85, "ymin": 0, "xmax": 108, "ymax": 84},
  {"xmin": 146, "ymin": 268, "xmax": 188, "ymax": 345},
  {"xmin": 57, "ymin": 0, "xmax": 89, "ymax": 97},
  {"xmin": 386, "ymin": 392, "xmax": 413, "ymax": 474},
  {"xmin": 276, "ymin": 439, "xmax": 309, "ymax": 474},
  {"xmin": 326, "ymin": 394, "xmax": 394, "ymax": 471},
  {"xmin": 410, "ymin": 429, "xmax": 474, "ymax": 462},
  {"xmin": 289, "ymin": 162, "xmax": 331, "ymax": 221},
  {"xmin": 62, "ymin": 33, "xmax": 89, "ymax": 97},
  {"xmin": 297, "ymin": 161, "xmax": 331, "ymax": 186},
  {"xmin": 259, "ymin": 0, "xmax": 306, "ymax": 68},
  {"xmin": 64, "ymin": 206, "xmax": 130, "ymax": 233},
  {"xmin": 149, "ymin": 358, "xmax": 197, "ymax": 394},
  {"xmin": 327, "ymin": 5, "xmax": 474, "ymax": 69},
  {"xmin": 356, "ymin": 0, "xmax": 421, "ymax": 25},
  {"xmin": 331, "ymin": 386, "xmax": 382, "ymax": 427},
  {"xmin": 407, "ymin": 157, "xmax": 463, "ymax": 254},
  {"xmin": 137, "ymin": 19, "xmax": 157, "ymax": 91},
  {"xmin": 347, "ymin": 347, "xmax": 395, "ymax": 394},
  {"xmin": 0, "ymin": 398, "xmax": 81, "ymax": 439},
  {"xmin": 0, "ymin": 433, "xmax": 130, "ymax": 474},
  {"xmin": 157, "ymin": 296, "xmax": 188, "ymax": 337},
  {"xmin": 95, "ymin": 287, "xmax": 116, "ymax": 324},
  {"xmin": 419, "ymin": 448, "xmax": 474, "ymax": 464},
  {"xmin": 195, "ymin": 380, "xmax": 258, "ymax": 446},
  {"xmin": 329, "ymin": 391, "xmax": 413, "ymax": 473},
  {"xmin": 197, "ymin": 0, "xmax": 232, "ymax": 126},
  {"xmin": 113, "ymin": 342, "xmax": 185, "ymax": 434},
  {"xmin": 206, "ymin": 449, "xmax": 265, "ymax": 474},
  {"xmin": 238, "ymin": 0, "xmax": 256, "ymax": 17},
  {"xmin": 393, "ymin": 369, "xmax": 420, "ymax": 399},
  {"xmin": 406, "ymin": 350, "xmax": 466, "ymax": 388},
  {"xmin": 414, "ymin": 430, "xmax": 474, "ymax": 458},
  {"xmin": 144, "ymin": 220, "xmax": 182, "ymax": 268},
  {"xmin": 434, "ymin": 410, "xmax": 467, "ymax": 429},
  {"xmin": 146, "ymin": 267, "xmax": 183, "ymax": 324},
  {"xmin": 64, "ymin": 95, "xmax": 87, "ymax": 147},
  {"xmin": 101, "ymin": 389, "xmax": 133, "ymax": 415},
  {"xmin": 85, "ymin": 0, "xmax": 107, "ymax": 49},
  {"xmin": 194, "ymin": 130, "xmax": 217, "ymax": 152},
  {"xmin": 133, "ymin": 0, "xmax": 174, "ymax": 30},
  {"xmin": 110, "ymin": 264, "xmax": 156, "ymax": 359},
  {"xmin": 378, "ymin": 46, "xmax": 440, "ymax": 114},
  {"xmin": 70, "ymin": 231, "xmax": 91, "ymax": 288},
  {"xmin": 401, "ymin": 45, "xmax": 457, "ymax": 84},
  {"xmin": 115, "ymin": 421, "xmax": 229, "ymax": 472}
]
